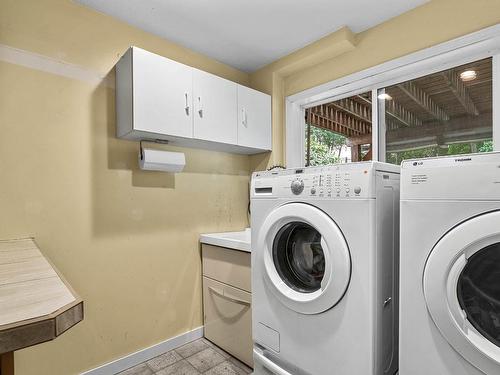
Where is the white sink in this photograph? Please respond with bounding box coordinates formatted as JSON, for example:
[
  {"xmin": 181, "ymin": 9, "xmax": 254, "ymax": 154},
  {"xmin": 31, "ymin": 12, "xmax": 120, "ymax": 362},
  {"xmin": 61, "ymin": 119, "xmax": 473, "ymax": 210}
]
[{"xmin": 200, "ymin": 228, "xmax": 251, "ymax": 252}]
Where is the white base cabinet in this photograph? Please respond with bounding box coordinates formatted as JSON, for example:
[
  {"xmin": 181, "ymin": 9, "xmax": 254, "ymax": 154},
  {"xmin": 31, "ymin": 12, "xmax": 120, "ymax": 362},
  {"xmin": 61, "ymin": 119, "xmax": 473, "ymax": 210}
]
[
  {"xmin": 116, "ymin": 47, "xmax": 271, "ymax": 155},
  {"xmin": 202, "ymin": 244, "xmax": 253, "ymax": 367},
  {"xmin": 203, "ymin": 277, "xmax": 252, "ymax": 366}
]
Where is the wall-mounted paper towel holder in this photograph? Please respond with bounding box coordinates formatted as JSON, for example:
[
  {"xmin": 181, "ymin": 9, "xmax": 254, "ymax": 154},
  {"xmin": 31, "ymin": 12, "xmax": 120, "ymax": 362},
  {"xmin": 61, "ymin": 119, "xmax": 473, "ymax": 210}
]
[
  {"xmin": 139, "ymin": 139, "xmax": 168, "ymax": 160},
  {"xmin": 139, "ymin": 139, "xmax": 186, "ymax": 173}
]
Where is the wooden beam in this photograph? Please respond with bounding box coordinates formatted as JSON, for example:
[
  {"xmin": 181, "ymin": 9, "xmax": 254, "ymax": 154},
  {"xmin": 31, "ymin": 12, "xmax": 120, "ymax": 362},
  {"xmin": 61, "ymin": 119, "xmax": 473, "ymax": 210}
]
[
  {"xmin": 430, "ymin": 78, "xmax": 491, "ymax": 95},
  {"xmin": 386, "ymin": 118, "xmax": 402, "ymax": 131},
  {"xmin": 441, "ymin": 71, "xmax": 480, "ymax": 116},
  {"xmin": 362, "ymin": 147, "xmax": 372, "ymax": 161},
  {"xmin": 398, "ymin": 81, "xmax": 450, "ymax": 121},
  {"xmin": 307, "ymin": 105, "xmax": 370, "ymax": 137},
  {"xmin": 388, "ymin": 114, "xmax": 489, "ymax": 140},
  {"xmin": 386, "ymin": 114, "xmax": 491, "ymax": 153},
  {"xmin": 308, "ymin": 110, "xmax": 357, "ymax": 137},
  {"xmin": 384, "ymin": 99, "xmax": 423, "ymax": 127},
  {"xmin": 356, "ymin": 94, "xmax": 371, "ymax": 106},
  {"xmin": 356, "ymin": 94, "xmax": 422, "ymax": 128},
  {"xmin": 328, "ymin": 98, "xmax": 371, "ymax": 123},
  {"xmin": 351, "ymin": 144, "xmax": 361, "ymax": 162},
  {"xmin": 346, "ymin": 133, "xmax": 372, "ymax": 146}
]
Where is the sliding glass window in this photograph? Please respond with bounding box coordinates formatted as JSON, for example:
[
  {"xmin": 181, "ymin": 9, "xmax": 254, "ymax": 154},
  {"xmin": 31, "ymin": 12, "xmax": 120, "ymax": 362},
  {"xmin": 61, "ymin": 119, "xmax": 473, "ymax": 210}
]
[
  {"xmin": 305, "ymin": 91, "xmax": 372, "ymax": 166},
  {"xmin": 378, "ymin": 58, "xmax": 493, "ymax": 164}
]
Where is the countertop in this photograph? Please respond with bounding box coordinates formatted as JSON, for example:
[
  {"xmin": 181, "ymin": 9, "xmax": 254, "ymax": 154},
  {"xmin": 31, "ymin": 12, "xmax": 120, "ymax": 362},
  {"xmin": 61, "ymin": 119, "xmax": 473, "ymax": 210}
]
[
  {"xmin": 199, "ymin": 228, "xmax": 251, "ymax": 252},
  {"xmin": 0, "ymin": 238, "xmax": 83, "ymax": 353}
]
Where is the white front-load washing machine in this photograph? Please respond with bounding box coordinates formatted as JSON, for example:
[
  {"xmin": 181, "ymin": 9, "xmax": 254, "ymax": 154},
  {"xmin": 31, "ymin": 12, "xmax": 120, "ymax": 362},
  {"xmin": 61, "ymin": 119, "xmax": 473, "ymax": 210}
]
[
  {"xmin": 400, "ymin": 152, "xmax": 500, "ymax": 375},
  {"xmin": 251, "ymin": 162, "xmax": 400, "ymax": 375}
]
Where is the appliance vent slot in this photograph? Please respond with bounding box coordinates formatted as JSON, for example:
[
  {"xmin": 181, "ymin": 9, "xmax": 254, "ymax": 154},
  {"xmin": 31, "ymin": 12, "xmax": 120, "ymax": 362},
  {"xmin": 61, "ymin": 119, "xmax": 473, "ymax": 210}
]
[{"xmin": 255, "ymin": 187, "xmax": 272, "ymax": 194}]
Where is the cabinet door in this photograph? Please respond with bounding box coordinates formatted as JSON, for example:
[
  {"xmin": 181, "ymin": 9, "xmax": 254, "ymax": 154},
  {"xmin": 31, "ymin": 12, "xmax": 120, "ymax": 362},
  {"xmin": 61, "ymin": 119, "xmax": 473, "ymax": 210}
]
[
  {"xmin": 193, "ymin": 69, "xmax": 237, "ymax": 144},
  {"xmin": 133, "ymin": 47, "xmax": 193, "ymax": 138},
  {"xmin": 237, "ymin": 85, "xmax": 271, "ymax": 150},
  {"xmin": 203, "ymin": 277, "xmax": 253, "ymax": 367}
]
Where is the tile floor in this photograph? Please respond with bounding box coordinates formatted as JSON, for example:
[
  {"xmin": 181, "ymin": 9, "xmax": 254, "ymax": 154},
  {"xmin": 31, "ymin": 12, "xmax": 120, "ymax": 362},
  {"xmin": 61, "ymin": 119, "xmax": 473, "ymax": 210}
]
[{"xmin": 118, "ymin": 338, "xmax": 253, "ymax": 375}]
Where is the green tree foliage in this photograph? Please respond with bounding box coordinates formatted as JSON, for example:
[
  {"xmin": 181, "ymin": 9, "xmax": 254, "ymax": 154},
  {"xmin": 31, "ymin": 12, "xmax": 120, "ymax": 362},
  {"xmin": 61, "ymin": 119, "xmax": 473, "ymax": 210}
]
[
  {"xmin": 386, "ymin": 139, "xmax": 493, "ymax": 165},
  {"xmin": 478, "ymin": 140, "xmax": 493, "ymax": 153},
  {"xmin": 305, "ymin": 125, "xmax": 493, "ymax": 167},
  {"xmin": 306, "ymin": 125, "xmax": 347, "ymax": 166}
]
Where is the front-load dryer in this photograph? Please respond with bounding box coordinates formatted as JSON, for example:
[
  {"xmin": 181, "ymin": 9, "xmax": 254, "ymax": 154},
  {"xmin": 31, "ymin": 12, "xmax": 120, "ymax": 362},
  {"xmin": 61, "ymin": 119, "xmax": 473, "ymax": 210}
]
[
  {"xmin": 400, "ymin": 152, "xmax": 500, "ymax": 375},
  {"xmin": 251, "ymin": 162, "xmax": 400, "ymax": 375}
]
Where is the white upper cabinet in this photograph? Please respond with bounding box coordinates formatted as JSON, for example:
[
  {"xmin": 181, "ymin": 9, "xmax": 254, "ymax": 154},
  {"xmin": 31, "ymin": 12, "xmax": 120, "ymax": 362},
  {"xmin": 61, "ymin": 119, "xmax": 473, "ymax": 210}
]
[
  {"xmin": 116, "ymin": 47, "xmax": 193, "ymax": 140},
  {"xmin": 116, "ymin": 47, "xmax": 271, "ymax": 154},
  {"xmin": 193, "ymin": 69, "xmax": 237, "ymax": 145},
  {"xmin": 237, "ymin": 85, "xmax": 272, "ymax": 151}
]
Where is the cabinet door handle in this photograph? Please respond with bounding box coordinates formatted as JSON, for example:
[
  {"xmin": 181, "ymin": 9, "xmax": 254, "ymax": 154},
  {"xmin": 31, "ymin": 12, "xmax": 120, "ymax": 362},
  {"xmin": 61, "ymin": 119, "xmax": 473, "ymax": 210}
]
[
  {"xmin": 208, "ymin": 286, "xmax": 250, "ymax": 306},
  {"xmin": 198, "ymin": 96, "xmax": 203, "ymax": 117},
  {"xmin": 241, "ymin": 108, "xmax": 248, "ymax": 127},
  {"xmin": 184, "ymin": 93, "xmax": 190, "ymax": 115},
  {"xmin": 384, "ymin": 297, "xmax": 392, "ymax": 307}
]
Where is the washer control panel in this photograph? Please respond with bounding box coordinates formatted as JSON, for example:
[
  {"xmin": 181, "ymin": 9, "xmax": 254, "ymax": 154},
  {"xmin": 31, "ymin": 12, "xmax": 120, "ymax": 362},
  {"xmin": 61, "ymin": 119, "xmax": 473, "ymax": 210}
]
[
  {"xmin": 307, "ymin": 170, "xmax": 363, "ymax": 198},
  {"xmin": 252, "ymin": 163, "xmax": 399, "ymax": 199},
  {"xmin": 281, "ymin": 169, "xmax": 366, "ymax": 198}
]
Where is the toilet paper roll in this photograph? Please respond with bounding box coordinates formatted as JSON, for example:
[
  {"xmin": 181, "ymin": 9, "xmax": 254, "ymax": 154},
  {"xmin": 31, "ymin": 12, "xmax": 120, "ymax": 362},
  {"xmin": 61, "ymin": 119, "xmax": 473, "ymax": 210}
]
[{"xmin": 139, "ymin": 148, "xmax": 185, "ymax": 173}]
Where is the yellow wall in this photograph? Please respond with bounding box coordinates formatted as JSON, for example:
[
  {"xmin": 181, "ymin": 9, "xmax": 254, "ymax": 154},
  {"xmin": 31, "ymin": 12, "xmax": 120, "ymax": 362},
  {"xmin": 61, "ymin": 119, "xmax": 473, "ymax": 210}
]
[
  {"xmin": 0, "ymin": 0, "xmax": 251, "ymax": 374},
  {"xmin": 3, "ymin": 0, "xmax": 500, "ymax": 373},
  {"xmin": 250, "ymin": 0, "xmax": 500, "ymax": 167}
]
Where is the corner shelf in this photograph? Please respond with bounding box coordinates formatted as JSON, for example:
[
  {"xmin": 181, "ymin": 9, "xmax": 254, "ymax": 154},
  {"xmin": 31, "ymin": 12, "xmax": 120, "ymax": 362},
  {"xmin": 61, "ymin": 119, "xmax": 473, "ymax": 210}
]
[{"xmin": 0, "ymin": 238, "xmax": 83, "ymax": 357}]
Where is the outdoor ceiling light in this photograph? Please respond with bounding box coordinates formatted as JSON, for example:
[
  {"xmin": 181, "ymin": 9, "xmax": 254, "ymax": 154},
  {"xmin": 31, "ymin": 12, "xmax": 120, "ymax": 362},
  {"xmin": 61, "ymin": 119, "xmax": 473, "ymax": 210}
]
[
  {"xmin": 460, "ymin": 70, "xmax": 477, "ymax": 82},
  {"xmin": 378, "ymin": 93, "xmax": 393, "ymax": 100}
]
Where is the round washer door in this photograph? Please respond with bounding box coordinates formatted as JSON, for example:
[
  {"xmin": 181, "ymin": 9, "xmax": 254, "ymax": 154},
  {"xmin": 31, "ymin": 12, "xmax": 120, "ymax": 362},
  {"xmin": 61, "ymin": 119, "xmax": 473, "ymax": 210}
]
[
  {"xmin": 424, "ymin": 210, "xmax": 500, "ymax": 374},
  {"xmin": 256, "ymin": 203, "xmax": 351, "ymax": 315}
]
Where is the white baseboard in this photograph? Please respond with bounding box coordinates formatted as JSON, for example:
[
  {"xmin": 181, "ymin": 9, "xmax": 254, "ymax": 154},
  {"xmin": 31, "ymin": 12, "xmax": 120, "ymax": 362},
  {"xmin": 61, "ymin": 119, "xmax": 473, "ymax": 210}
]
[{"xmin": 81, "ymin": 326, "xmax": 204, "ymax": 375}]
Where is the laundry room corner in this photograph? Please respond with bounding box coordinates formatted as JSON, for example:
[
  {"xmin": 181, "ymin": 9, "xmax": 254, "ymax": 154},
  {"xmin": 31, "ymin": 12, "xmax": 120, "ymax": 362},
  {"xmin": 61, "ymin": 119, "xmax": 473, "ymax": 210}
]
[{"xmin": 0, "ymin": 0, "xmax": 252, "ymax": 374}]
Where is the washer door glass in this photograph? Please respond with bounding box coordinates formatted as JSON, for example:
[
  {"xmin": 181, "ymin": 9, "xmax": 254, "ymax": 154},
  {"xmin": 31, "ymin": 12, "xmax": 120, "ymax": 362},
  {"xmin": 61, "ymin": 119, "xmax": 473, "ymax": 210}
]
[
  {"xmin": 256, "ymin": 202, "xmax": 351, "ymax": 315},
  {"xmin": 273, "ymin": 222, "xmax": 325, "ymax": 293},
  {"xmin": 457, "ymin": 242, "xmax": 500, "ymax": 348}
]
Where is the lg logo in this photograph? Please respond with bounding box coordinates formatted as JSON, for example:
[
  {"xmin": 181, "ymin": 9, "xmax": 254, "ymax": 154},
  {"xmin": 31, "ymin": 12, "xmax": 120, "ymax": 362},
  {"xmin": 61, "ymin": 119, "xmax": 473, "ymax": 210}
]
[{"xmin": 412, "ymin": 161, "xmax": 424, "ymax": 166}]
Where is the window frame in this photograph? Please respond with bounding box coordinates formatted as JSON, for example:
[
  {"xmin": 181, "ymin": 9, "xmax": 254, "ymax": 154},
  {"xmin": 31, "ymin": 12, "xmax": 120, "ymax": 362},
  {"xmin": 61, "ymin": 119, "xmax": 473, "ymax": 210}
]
[{"xmin": 286, "ymin": 24, "xmax": 500, "ymax": 167}]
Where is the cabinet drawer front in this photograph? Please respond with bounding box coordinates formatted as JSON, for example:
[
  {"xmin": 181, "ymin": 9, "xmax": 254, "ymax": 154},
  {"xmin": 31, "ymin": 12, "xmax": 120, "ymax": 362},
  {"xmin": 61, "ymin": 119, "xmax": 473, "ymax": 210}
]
[
  {"xmin": 203, "ymin": 277, "xmax": 253, "ymax": 367},
  {"xmin": 202, "ymin": 245, "xmax": 251, "ymax": 292}
]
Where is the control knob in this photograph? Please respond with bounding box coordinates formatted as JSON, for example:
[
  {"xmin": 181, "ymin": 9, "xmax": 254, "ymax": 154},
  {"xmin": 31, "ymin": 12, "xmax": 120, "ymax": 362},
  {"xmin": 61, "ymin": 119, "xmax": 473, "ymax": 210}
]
[{"xmin": 291, "ymin": 179, "xmax": 304, "ymax": 195}]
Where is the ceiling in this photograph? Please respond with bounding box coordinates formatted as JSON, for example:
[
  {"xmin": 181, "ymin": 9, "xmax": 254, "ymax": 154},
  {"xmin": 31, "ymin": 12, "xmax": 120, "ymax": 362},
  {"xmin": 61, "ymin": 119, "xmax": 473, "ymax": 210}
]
[{"xmin": 75, "ymin": 0, "xmax": 429, "ymax": 72}]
